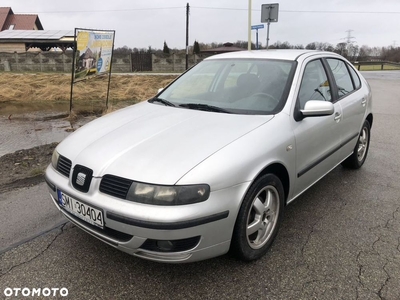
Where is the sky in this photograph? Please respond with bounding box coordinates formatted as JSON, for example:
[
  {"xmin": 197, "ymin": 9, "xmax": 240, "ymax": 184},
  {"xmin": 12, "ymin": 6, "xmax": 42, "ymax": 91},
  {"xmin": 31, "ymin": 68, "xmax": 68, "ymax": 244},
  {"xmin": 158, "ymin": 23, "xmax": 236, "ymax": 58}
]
[{"xmin": 2, "ymin": 0, "xmax": 400, "ymax": 49}]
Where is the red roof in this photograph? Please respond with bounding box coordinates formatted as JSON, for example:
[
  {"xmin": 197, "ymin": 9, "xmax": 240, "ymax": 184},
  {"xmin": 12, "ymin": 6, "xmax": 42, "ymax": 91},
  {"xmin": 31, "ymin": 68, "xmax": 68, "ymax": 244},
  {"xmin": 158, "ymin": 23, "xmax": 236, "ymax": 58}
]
[{"xmin": 0, "ymin": 7, "xmax": 43, "ymax": 31}]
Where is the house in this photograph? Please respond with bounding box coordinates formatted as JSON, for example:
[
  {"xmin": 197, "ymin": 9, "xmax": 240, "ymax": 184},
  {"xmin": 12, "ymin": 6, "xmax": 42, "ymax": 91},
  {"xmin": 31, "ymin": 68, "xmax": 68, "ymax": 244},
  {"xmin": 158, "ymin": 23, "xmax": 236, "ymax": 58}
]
[
  {"xmin": 0, "ymin": 7, "xmax": 44, "ymax": 52},
  {"xmin": 0, "ymin": 7, "xmax": 43, "ymax": 31}
]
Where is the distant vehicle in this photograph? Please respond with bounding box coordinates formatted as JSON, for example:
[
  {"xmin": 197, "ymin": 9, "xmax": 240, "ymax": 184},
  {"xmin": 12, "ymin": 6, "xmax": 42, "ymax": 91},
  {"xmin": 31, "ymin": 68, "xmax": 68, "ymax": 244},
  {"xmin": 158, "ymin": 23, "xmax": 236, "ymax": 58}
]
[{"xmin": 46, "ymin": 50, "xmax": 373, "ymax": 263}]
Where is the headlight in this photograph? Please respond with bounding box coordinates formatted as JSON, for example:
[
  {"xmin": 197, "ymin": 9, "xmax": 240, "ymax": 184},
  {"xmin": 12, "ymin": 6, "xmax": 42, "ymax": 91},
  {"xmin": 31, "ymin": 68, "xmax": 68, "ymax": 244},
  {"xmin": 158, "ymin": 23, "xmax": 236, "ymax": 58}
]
[
  {"xmin": 51, "ymin": 150, "xmax": 60, "ymax": 169},
  {"xmin": 127, "ymin": 182, "xmax": 210, "ymax": 205}
]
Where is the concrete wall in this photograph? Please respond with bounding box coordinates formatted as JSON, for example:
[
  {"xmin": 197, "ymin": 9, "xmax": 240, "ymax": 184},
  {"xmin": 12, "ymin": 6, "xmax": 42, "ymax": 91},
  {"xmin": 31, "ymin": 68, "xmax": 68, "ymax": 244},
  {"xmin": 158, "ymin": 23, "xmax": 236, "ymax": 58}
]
[
  {"xmin": 0, "ymin": 52, "xmax": 131, "ymax": 73},
  {"xmin": 0, "ymin": 52, "xmax": 73, "ymax": 72},
  {"xmin": 152, "ymin": 53, "xmax": 203, "ymax": 72},
  {"xmin": 111, "ymin": 53, "xmax": 131, "ymax": 73},
  {"xmin": 0, "ymin": 52, "xmax": 208, "ymax": 73}
]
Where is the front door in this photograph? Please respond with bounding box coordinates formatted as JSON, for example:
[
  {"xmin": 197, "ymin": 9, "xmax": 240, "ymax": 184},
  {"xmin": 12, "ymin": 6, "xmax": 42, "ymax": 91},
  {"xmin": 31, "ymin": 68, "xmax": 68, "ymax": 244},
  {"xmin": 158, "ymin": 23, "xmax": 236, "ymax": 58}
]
[{"xmin": 292, "ymin": 58, "xmax": 343, "ymax": 196}]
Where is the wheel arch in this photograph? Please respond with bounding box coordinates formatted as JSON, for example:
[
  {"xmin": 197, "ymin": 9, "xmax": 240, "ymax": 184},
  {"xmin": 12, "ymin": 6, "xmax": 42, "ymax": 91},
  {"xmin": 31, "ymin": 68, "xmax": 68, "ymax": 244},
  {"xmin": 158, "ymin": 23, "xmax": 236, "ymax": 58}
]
[
  {"xmin": 254, "ymin": 163, "xmax": 290, "ymax": 205},
  {"xmin": 366, "ymin": 113, "xmax": 373, "ymax": 129}
]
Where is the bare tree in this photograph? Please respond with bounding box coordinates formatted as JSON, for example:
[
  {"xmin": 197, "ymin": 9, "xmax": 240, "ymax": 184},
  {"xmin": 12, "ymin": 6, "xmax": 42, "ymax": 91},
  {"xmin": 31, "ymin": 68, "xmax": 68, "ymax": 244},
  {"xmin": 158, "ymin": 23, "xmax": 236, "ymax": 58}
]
[
  {"xmin": 305, "ymin": 42, "xmax": 317, "ymax": 50},
  {"xmin": 335, "ymin": 43, "xmax": 348, "ymax": 56}
]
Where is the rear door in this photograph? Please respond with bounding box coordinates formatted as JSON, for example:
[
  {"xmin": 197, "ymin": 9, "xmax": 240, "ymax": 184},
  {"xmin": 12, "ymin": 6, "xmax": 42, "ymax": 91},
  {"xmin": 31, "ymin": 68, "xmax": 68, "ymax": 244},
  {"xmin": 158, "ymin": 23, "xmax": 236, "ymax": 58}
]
[
  {"xmin": 325, "ymin": 58, "xmax": 367, "ymax": 160},
  {"xmin": 292, "ymin": 58, "xmax": 343, "ymax": 196}
]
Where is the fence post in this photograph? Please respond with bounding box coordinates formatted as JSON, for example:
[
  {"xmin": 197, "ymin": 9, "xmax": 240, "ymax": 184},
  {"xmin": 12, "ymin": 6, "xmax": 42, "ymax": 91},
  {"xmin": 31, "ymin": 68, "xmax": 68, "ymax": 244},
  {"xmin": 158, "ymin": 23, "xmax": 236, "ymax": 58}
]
[
  {"xmin": 62, "ymin": 53, "xmax": 66, "ymax": 72},
  {"xmin": 39, "ymin": 53, "xmax": 43, "ymax": 72},
  {"xmin": 357, "ymin": 64, "xmax": 360, "ymax": 71},
  {"xmin": 381, "ymin": 64, "xmax": 384, "ymax": 70},
  {"xmin": 14, "ymin": 52, "xmax": 19, "ymax": 72},
  {"xmin": 172, "ymin": 53, "xmax": 176, "ymax": 72}
]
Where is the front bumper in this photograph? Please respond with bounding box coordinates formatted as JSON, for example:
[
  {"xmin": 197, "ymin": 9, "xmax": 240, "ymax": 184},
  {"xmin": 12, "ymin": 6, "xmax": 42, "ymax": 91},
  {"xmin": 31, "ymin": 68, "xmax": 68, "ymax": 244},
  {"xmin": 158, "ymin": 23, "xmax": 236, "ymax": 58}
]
[{"xmin": 45, "ymin": 165, "xmax": 250, "ymax": 263}]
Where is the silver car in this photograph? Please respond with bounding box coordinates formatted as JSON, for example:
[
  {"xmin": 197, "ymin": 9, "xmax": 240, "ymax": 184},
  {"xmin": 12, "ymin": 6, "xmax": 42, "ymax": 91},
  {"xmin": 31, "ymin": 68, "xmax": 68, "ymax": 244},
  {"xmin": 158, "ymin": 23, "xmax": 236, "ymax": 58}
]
[{"xmin": 45, "ymin": 50, "xmax": 372, "ymax": 263}]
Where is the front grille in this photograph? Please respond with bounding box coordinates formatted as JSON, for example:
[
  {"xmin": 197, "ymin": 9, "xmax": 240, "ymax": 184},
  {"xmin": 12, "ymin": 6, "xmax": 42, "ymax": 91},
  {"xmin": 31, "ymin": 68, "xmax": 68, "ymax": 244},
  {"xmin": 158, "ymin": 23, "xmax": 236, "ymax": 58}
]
[
  {"xmin": 57, "ymin": 155, "xmax": 72, "ymax": 177},
  {"xmin": 99, "ymin": 174, "xmax": 133, "ymax": 199},
  {"xmin": 140, "ymin": 236, "xmax": 201, "ymax": 253}
]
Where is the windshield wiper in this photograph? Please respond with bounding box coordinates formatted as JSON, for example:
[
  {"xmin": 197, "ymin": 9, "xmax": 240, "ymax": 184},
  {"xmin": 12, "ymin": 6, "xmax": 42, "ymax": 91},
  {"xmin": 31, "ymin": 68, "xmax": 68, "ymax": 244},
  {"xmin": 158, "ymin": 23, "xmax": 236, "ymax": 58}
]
[
  {"xmin": 148, "ymin": 97, "xmax": 176, "ymax": 107},
  {"xmin": 179, "ymin": 103, "xmax": 231, "ymax": 114}
]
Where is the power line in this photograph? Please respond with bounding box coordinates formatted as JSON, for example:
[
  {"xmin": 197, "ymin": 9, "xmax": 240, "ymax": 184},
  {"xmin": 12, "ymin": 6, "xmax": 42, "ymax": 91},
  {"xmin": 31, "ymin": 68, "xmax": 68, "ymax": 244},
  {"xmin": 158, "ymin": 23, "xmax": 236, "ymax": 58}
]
[
  {"xmin": 18, "ymin": 7, "xmax": 184, "ymax": 14},
  {"xmin": 192, "ymin": 6, "xmax": 400, "ymax": 14},
  {"xmin": 16, "ymin": 7, "xmax": 400, "ymax": 15}
]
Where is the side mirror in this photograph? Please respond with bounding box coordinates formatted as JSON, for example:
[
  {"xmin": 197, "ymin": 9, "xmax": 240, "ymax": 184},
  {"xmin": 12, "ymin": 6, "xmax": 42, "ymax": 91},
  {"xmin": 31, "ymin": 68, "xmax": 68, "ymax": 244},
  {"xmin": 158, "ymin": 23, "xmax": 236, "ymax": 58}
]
[
  {"xmin": 300, "ymin": 100, "xmax": 334, "ymax": 117},
  {"xmin": 157, "ymin": 88, "xmax": 164, "ymax": 94}
]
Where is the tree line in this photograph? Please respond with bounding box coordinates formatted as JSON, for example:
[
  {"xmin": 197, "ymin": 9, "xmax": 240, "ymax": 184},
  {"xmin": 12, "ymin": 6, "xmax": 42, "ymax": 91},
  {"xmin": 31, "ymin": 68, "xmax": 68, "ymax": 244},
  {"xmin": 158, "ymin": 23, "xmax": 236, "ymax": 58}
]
[{"xmin": 114, "ymin": 40, "xmax": 400, "ymax": 63}]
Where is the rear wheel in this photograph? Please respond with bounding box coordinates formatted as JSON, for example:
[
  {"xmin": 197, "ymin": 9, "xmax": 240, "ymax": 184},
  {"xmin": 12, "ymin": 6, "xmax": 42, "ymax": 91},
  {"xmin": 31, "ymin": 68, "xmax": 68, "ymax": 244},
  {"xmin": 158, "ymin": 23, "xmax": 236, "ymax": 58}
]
[
  {"xmin": 342, "ymin": 119, "xmax": 371, "ymax": 169},
  {"xmin": 231, "ymin": 174, "xmax": 284, "ymax": 261}
]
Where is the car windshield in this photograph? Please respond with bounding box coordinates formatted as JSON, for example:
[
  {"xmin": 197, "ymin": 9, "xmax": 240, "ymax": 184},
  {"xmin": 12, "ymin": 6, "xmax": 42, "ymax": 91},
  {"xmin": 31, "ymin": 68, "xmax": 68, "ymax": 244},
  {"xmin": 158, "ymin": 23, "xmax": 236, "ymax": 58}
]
[{"xmin": 157, "ymin": 58, "xmax": 296, "ymax": 115}]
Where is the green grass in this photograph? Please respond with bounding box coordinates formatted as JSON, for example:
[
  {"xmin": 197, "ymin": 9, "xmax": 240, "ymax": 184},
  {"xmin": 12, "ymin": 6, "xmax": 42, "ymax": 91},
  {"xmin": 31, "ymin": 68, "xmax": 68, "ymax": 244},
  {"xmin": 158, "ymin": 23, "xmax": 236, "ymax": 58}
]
[{"xmin": 355, "ymin": 64, "xmax": 400, "ymax": 71}]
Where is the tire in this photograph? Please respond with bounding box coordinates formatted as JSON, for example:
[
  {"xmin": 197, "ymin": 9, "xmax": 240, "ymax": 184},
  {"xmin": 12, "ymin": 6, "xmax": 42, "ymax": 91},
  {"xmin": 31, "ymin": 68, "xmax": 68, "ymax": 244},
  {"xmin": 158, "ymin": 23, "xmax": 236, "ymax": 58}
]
[
  {"xmin": 341, "ymin": 119, "xmax": 371, "ymax": 169},
  {"xmin": 231, "ymin": 174, "xmax": 284, "ymax": 261}
]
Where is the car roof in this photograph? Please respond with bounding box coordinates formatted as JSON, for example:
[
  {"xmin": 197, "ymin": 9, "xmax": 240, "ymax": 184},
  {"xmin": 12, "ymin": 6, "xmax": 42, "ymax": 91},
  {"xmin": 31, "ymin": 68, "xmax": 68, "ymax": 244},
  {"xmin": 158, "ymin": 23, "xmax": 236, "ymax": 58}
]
[{"xmin": 205, "ymin": 49, "xmax": 338, "ymax": 61}]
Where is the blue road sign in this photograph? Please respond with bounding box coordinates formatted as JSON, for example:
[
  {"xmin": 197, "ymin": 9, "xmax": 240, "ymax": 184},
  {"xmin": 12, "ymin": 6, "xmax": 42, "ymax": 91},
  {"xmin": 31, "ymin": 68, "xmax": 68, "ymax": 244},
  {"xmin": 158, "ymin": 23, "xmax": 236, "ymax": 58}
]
[{"xmin": 251, "ymin": 24, "xmax": 265, "ymax": 30}]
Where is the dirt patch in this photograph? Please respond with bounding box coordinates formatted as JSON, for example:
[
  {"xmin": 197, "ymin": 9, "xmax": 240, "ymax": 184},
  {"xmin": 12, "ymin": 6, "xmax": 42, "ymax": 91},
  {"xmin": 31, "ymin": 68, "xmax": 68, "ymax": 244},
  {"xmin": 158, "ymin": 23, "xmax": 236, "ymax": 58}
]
[{"xmin": 0, "ymin": 143, "xmax": 57, "ymax": 193}]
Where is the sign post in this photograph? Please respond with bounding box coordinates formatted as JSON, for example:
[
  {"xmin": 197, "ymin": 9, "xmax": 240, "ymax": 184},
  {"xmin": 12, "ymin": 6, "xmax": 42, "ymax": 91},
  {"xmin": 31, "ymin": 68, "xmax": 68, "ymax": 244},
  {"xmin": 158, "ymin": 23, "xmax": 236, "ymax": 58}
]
[
  {"xmin": 261, "ymin": 3, "xmax": 279, "ymax": 49},
  {"xmin": 251, "ymin": 24, "xmax": 265, "ymax": 49}
]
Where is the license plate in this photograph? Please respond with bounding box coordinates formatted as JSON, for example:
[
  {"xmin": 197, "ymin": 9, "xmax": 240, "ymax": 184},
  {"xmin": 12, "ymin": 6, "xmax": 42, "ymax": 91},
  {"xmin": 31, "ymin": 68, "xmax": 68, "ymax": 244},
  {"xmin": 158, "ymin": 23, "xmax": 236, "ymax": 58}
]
[{"xmin": 57, "ymin": 190, "xmax": 104, "ymax": 228}]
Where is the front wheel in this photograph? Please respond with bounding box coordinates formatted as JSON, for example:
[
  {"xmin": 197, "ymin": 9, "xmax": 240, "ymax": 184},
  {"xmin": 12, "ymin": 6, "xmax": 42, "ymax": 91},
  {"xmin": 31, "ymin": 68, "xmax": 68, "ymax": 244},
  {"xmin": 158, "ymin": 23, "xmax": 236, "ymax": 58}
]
[
  {"xmin": 342, "ymin": 119, "xmax": 371, "ymax": 169},
  {"xmin": 231, "ymin": 174, "xmax": 284, "ymax": 261}
]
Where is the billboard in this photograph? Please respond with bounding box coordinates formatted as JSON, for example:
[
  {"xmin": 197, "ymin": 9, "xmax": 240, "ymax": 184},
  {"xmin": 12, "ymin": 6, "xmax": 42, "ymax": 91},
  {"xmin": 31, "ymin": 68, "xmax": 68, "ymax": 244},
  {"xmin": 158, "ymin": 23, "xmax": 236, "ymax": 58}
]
[{"xmin": 74, "ymin": 28, "xmax": 115, "ymax": 81}]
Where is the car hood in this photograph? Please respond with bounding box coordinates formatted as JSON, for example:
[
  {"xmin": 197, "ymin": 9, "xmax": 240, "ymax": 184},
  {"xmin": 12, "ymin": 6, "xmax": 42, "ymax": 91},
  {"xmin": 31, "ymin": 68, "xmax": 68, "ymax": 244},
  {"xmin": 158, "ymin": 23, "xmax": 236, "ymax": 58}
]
[{"xmin": 57, "ymin": 102, "xmax": 273, "ymax": 185}]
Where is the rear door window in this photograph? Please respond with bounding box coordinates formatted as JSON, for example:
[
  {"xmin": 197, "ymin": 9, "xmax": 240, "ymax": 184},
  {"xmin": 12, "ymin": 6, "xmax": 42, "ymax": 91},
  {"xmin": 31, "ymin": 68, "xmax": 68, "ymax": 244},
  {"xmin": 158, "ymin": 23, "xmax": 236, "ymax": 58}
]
[{"xmin": 326, "ymin": 59, "xmax": 355, "ymax": 98}]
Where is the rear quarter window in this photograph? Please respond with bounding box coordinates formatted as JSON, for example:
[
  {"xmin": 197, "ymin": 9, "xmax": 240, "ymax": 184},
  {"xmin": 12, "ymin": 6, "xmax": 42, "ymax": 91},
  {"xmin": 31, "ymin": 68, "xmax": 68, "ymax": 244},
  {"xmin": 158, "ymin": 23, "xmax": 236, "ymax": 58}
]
[{"xmin": 348, "ymin": 64, "xmax": 361, "ymax": 89}]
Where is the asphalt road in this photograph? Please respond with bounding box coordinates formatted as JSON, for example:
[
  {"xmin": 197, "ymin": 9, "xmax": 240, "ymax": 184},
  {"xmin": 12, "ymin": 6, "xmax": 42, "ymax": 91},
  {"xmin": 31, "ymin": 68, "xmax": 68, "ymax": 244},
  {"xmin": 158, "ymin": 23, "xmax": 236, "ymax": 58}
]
[{"xmin": 1, "ymin": 71, "xmax": 400, "ymax": 299}]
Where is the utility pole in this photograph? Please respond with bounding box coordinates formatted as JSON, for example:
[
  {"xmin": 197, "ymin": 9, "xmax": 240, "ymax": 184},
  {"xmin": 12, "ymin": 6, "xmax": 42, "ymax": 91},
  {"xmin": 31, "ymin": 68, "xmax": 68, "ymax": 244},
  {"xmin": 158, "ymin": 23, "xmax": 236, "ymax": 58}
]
[
  {"xmin": 186, "ymin": 3, "xmax": 190, "ymax": 70},
  {"xmin": 248, "ymin": 0, "xmax": 252, "ymax": 50}
]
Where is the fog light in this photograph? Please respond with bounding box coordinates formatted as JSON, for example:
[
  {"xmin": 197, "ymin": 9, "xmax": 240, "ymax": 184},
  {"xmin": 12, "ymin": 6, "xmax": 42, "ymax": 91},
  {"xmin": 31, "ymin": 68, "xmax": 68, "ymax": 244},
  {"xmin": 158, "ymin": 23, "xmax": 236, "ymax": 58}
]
[{"xmin": 156, "ymin": 240, "xmax": 175, "ymax": 251}]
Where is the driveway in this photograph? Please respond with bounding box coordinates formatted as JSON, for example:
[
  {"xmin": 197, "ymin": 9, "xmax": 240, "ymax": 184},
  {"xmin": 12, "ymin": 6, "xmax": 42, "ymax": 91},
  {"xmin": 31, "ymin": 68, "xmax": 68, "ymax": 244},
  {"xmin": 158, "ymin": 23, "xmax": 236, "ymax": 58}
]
[{"xmin": 1, "ymin": 71, "xmax": 399, "ymax": 299}]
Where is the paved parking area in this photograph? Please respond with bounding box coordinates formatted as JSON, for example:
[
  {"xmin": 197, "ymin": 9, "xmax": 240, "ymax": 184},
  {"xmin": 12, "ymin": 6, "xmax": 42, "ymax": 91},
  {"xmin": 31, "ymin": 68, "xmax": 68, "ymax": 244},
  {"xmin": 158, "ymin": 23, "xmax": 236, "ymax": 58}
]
[{"xmin": 1, "ymin": 72, "xmax": 399, "ymax": 299}]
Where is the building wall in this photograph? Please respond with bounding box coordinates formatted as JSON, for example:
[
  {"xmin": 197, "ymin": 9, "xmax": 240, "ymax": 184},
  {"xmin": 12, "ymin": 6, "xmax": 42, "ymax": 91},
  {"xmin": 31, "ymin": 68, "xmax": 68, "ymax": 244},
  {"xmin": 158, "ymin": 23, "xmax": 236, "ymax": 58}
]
[{"xmin": 0, "ymin": 43, "xmax": 26, "ymax": 53}]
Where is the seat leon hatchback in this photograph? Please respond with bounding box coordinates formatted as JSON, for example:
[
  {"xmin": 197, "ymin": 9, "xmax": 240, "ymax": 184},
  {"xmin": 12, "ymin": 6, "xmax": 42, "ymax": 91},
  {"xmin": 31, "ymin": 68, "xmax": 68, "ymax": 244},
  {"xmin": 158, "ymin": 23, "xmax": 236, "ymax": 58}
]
[{"xmin": 46, "ymin": 50, "xmax": 373, "ymax": 263}]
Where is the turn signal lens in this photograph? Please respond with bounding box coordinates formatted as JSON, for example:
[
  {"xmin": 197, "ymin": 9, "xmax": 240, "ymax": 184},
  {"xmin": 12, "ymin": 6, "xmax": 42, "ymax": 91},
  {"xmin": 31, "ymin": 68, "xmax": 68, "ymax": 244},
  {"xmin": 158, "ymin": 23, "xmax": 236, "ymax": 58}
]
[{"xmin": 51, "ymin": 150, "xmax": 60, "ymax": 169}]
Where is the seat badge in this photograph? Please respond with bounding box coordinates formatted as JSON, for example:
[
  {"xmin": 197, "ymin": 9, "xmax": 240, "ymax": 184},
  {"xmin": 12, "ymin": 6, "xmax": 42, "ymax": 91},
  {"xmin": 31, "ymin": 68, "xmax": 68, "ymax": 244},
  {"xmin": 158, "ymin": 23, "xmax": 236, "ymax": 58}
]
[{"xmin": 76, "ymin": 172, "xmax": 87, "ymax": 186}]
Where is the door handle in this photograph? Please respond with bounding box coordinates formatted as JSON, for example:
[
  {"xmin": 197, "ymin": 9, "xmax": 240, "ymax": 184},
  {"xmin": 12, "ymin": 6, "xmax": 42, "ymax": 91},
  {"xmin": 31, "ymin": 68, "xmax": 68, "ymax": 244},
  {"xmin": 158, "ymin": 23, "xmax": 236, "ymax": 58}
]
[
  {"xmin": 361, "ymin": 98, "xmax": 367, "ymax": 106},
  {"xmin": 334, "ymin": 112, "xmax": 341, "ymax": 122}
]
